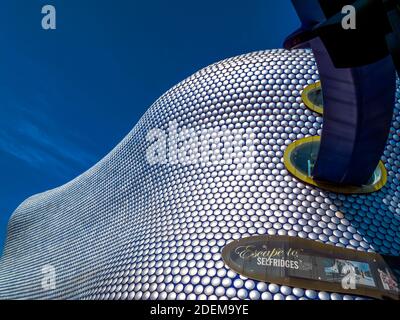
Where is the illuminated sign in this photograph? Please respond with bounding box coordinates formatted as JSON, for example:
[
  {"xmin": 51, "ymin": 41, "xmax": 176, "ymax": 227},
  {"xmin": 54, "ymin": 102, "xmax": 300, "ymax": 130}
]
[{"xmin": 222, "ymin": 236, "xmax": 400, "ymax": 300}]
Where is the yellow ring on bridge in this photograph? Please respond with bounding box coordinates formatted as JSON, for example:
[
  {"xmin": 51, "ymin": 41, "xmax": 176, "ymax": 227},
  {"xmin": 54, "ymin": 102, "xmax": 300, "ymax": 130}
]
[
  {"xmin": 284, "ymin": 136, "xmax": 387, "ymax": 194},
  {"xmin": 302, "ymin": 81, "xmax": 324, "ymax": 115}
]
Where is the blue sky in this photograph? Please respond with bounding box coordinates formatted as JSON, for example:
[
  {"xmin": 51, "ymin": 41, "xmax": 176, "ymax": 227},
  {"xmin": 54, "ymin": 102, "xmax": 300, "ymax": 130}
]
[{"xmin": 0, "ymin": 0, "xmax": 298, "ymax": 253}]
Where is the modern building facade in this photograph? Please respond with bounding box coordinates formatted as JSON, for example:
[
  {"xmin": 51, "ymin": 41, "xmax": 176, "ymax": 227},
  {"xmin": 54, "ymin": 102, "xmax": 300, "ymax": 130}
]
[{"xmin": 0, "ymin": 49, "xmax": 399, "ymax": 300}]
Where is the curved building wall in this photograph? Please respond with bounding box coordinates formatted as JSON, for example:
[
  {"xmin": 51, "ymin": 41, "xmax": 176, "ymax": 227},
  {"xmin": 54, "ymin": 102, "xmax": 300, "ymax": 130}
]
[{"xmin": 0, "ymin": 49, "xmax": 399, "ymax": 300}]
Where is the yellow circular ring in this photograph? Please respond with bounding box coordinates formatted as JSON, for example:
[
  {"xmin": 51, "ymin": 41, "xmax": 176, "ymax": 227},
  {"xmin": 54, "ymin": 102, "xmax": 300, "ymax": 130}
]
[
  {"xmin": 302, "ymin": 81, "xmax": 324, "ymax": 115},
  {"xmin": 284, "ymin": 136, "xmax": 387, "ymax": 194}
]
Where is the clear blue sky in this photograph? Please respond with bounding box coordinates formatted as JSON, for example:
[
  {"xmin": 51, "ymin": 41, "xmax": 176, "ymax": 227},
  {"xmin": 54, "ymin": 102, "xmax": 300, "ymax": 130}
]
[{"xmin": 0, "ymin": 0, "xmax": 298, "ymax": 253}]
